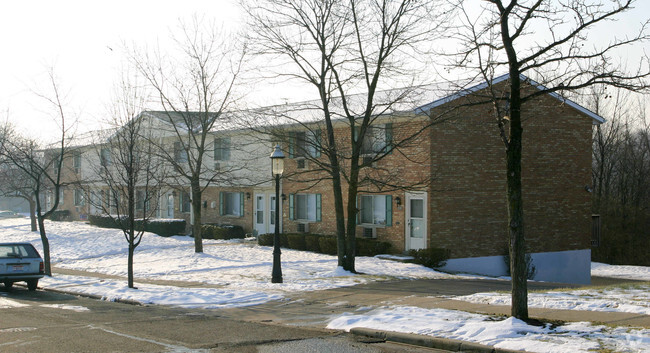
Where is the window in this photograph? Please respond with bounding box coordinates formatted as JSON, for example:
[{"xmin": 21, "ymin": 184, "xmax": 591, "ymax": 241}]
[
  {"xmin": 289, "ymin": 193, "xmax": 321, "ymax": 222},
  {"xmin": 219, "ymin": 191, "xmax": 244, "ymax": 217},
  {"xmin": 74, "ymin": 189, "xmax": 85, "ymax": 206},
  {"xmin": 174, "ymin": 142, "xmax": 188, "ymax": 163},
  {"xmin": 180, "ymin": 191, "xmax": 191, "ymax": 213},
  {"xmin": 214, "ymin": 137, "xmax": 231, "ymax": 161},
  {"xmin": 359, "ymin": 195, "xmax": 392, "ymax": 226},
  {"xmin": 100, "ymin": 148, "xmax": 111, "ymax": 166},
  {"xmin": 289, "ymin": 130, "xmax": 321, "ymax": 158},
  {"xmin": 136, "ymin": 190, "xmax": 144, "ymax": 211},
  {"xmin": 73, "ymin": 151, "xmax": 81, "ymax": 173},
  {"xmin": 50, "ymin": 152, "xmax": 61, "ymax": 173},
  {"xmin": 58, "ymin": 188, "xmax": 64, "ymax": 205},
  {"xmin": 359, "ymin": 124, "xmax": 393, "ymax": 156}
]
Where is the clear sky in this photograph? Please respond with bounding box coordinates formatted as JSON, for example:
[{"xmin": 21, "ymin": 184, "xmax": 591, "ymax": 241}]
[
  {"xmin": 0, "ymin": 0, "xmax": 251, "ymax": 142},
  {"xmin": 1, "ymin": 0, "xmax": 649, "ymax": 142}
]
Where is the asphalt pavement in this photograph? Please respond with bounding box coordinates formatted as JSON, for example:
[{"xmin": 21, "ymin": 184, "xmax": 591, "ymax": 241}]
[{"xmin": 5, "ymin": 265, "xmax": 647, "ymax": 353}]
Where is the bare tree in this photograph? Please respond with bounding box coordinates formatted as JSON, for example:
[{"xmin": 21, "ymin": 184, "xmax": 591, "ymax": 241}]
[
  {"xmin": 82, "ymin": 73, "xmax": 164, "ymax": 289},
  {"xmin": 245, "ymin": 0, "xmax": 449, "ymax": 272},
  {"xmin": 0, "ymin": 70, "xmax": 71, "ymax": 275},
  {"xmin": 130, "ymin": 17, "xmax": 246, "ymax": 253},
  {"xmin": 448, "ymin": 0, "xmax": 650, "ymax": 319},
  {"xmin": 0, "ymin": 160, "xmax": 39, "ymax": 231}
]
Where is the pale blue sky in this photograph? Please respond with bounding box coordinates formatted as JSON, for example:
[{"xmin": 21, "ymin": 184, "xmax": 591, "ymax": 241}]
[{"xmin": 1, "ymin": 0, "xmax": 648, "ymax": 142}]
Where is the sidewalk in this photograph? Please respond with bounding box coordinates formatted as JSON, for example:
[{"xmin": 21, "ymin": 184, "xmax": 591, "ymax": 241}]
[{"xmin": 51, "ymin": 266, "xmax": 650, "ymax": 329}]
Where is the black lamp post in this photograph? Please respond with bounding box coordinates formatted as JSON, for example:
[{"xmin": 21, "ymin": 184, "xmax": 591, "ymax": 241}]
[{"xmin": 270, "ymin": 144, "xmax": 285, "ymax": 283}]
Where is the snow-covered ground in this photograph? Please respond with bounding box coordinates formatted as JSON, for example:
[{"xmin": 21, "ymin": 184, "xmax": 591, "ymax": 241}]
[
  {"xmin": 2, "ymin": 217, "xmax": 649, "ymax": 353},
  {"xmin": 456, "ymin": 284, "xmax": 650, "ymax": 315},
  {"xmin": 328, "ymin": 306, "xmax": 650, "ymax": 353},
  {"xmin": 592, "ymin": 262, "xmax": 650, "ymax": 281}
]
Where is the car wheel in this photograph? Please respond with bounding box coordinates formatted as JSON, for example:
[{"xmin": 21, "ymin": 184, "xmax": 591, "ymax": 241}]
[
  {"xmin": 27, "ymin": 279, "xmax": 38, "ymax": 291},
  {"xmin": 4, "ymin": 281, "xmax": 13, "ymax": 290}
]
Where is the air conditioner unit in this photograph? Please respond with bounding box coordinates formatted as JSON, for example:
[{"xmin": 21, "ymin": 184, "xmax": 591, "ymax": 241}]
[
  {"xmin": 297, "ymin": 223, "xmax": 310, "ymax": 233},
  {"xmin": 214, "ymin": 162, "xmax": 220, "ymax": 170},
  {"xmin": 362, "ymin": 227, "xmax": 377, "ymax": 238},
  {"xmin": 296, "ymin": 158, "xmax": 307, "ymax": 169}
]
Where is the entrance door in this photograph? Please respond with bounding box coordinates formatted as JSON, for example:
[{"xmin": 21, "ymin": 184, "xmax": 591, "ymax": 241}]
[
  {"xmin": 406, "ymin": 192, "xmax": 427, "ymax": 251},
  {"xmin": 254, "ymin": 194, "xmax": 266, "ymax": 236}
]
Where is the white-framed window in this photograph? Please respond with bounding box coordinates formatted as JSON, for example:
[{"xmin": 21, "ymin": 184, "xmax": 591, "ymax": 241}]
[
  {"xmin": 289, "ymin": 193, "xmax": 321, "ymax": 222},
  {"xmin": 289, "ymin": 130, "xmax": 321, "ymax": 158},
  {"xmin": 174, "ymin": 142, "xmax": 188, "ymax": 163},
  {"xmin": 214, "ymin": 137, "xmax": 231, "ymax": 161},
  {"xmin": 219, "ymin": 191, "xmax": 244, "ymax": 217},
  {"xmin": 74, "ymin": 189, "xmax": 85, "ymax": 206},
  {"xmin": 359, "ymin": 123, "xmax": 393, "ymax": 155},
  {"xmin": 359, "ymin": 195, "xmax": 392, "ymax": 226},
  {"xmin": 136, "ymin": 190, "xmax": 144, "ymax": 211},
  {"xmin": 180, "ymin": 191, "xmax": 191, "ymax": 213},
  {"xmin": 100, "ymin": 148, "xmax": 111, "ymax": 166},
  {"xmin": 73, "ymin": 151, "xmax": 81, "ymax": 173}
]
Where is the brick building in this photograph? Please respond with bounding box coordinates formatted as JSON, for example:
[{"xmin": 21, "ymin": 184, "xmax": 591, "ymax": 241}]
[{"xmin": 56, "ymin": 74, "xmax": 601, "ymax": 284}]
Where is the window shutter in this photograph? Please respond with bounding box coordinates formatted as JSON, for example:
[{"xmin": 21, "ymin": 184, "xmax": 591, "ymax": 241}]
[
  {"xmin": 385, "ymin": 123, "xmax": 393, "ymax": 154},
  {"xmin": 316, "ymin": 194, "xmax": 321, "ymax": 222},
  {"xmin": 288, "ymin": 132, "xmax": 295, "ymax": 158},
  {"xmin": 224, "ymin": 137, "xmax": 231, "ymax": 161},
  {"xmin": 289, "ymin": 194, "xmax": 294, "ymax": 220},
  {"xmin": 214, "ymin": 139, "xmax": 221, "ymax": 160},
  {"xmin": 385, "ymin": 195, "xmax": 392, "ymax": 226},
  {"xmin": 219, "ymin": 192, "xmax": 224, "ymax": 216},
  {"xmin": 239, "ymin": 192, "xmax": 245, "ymax": 217},
  {"xmin": 355, "ymin": 195, "xmax": 359, "ymax": 225},
  {"xmin": 313, "ymin": 130, "xmax": 321, "ymax": 158}
]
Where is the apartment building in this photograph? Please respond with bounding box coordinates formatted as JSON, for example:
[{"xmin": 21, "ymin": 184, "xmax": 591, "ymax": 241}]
[{"xmin": 54, "ymin": 74, "xmax": 602, "ymax": 284}]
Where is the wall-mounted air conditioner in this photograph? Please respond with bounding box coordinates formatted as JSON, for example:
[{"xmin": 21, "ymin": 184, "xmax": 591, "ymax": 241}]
[{"xmin": 297, "ymin": 222, "xmax": 310, "ymax": 233}]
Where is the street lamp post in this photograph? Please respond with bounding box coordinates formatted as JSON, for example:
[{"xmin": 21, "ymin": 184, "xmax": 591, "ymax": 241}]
[{"xmin": 270, "ymin": 144, "xmax": 285, "ymax": 283}]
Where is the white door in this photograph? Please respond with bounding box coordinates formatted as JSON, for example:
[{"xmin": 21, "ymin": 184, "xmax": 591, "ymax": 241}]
[
  {"xmin": 254, "ymin": 194, "xmax": 266, "ymax": 236},
  {"xmin": 406, "ymin": 192, "xmax": 427, "ymax": 251}
]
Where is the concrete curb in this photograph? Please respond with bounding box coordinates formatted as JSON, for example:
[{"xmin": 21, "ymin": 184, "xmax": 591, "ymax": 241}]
[{"xmin": 350, "ymin": 327, "xmax": 523, "ymax": 353}]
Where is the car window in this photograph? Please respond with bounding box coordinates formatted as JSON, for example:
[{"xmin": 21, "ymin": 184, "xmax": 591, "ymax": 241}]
[{"xmin": 0, "ymin": 244, "xmax": 39, "ymax": 258}]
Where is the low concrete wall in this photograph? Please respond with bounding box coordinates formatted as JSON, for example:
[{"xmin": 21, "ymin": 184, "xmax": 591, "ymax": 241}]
[{"xmin": 440, "ymin": 249, "xmax": 591, "ymax": 284}]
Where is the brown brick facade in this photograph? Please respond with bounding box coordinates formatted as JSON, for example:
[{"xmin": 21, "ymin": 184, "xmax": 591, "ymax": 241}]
[{"xmin": 56, "ymin": 81, "xmax": 594, "ymax": 262}]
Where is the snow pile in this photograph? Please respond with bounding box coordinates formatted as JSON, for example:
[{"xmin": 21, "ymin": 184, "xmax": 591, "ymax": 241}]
[{"xmin": 327, "ymin": 306, "xmax": 650, "ymax": 353}]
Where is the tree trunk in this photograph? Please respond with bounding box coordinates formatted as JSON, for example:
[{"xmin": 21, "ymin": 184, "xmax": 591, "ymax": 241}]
[
  {"xmin": 506, "ymin": 74, "xmax": 528, "ymax": 320},
  {"xmin": 29, "ymin": 198, "xmax": 37, "ymax": 232},
  {"xmin": 191, "ymin": 181, "xmax": 203, "ymax": 253},
  {"xmin": 332, "ymin": 171, "xmax": 347, "ymax": 268},
  {"xmin": 344, "ymin": 164, "xmax": 360, "ymax": 273},
  {"xmin": 128, "ymin": 232, "xmax": 135, "ymax": 288},
  {"xmin": 37, "ymin": 215, "xmax": 52, "ymax": 276}
]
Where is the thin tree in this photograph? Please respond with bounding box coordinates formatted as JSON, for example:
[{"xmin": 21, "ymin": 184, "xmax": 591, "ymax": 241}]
[
  {"xmin": 0, "ymin": 161, "xmax": 39, "ymax": 231},
  {"xmin": 245, "ymin": 0, "xmax": 449, "ymax": 272},
  {"xmin": 130, "ymin": 17, "xmax": 246, "ymax": 253},
  {"xmin": 0, "ymin": 70, "xmax": 71, "ymax": 275},
  {"xmin": 85, "ymin": 73, "xmax": 163, "ymax": 289},
  {"xmin": 448, "ymin": 0, "xmax": 650, "ymax": 319}
]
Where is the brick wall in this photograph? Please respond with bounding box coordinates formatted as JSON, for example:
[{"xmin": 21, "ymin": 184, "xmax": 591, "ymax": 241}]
[{"xmin": 427, "ymin": 90, "xmax": 592, "ymax": 259}]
